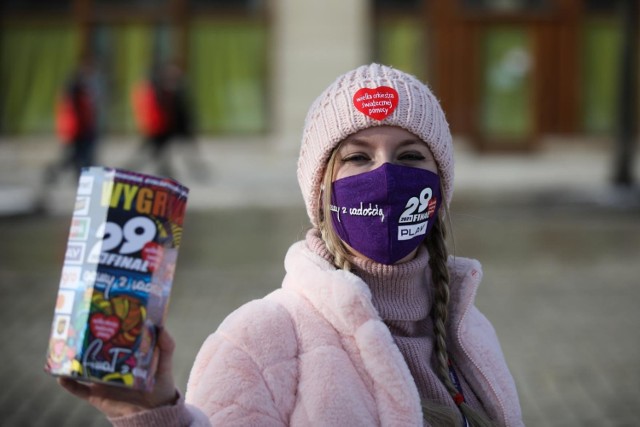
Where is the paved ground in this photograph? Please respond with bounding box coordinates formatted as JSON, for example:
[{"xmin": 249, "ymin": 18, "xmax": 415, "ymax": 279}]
[{"xmin": 0, "ymin": 136, "xmax": 639, "ymax": 426}]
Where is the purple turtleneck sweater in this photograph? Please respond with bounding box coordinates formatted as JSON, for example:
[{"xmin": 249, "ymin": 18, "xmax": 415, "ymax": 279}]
[{"xmin": 306, "ymin": 231, "xmax": 488, "ymax": 417}]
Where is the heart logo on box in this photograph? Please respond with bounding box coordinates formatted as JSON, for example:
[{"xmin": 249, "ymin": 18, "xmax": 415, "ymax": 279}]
[
  {"xmin": 352, "ymin": 86, "xmax": 399, "ymax": 121},
  {"xmin": 90, "ymin": 313, "xmax": 121, "ymax": 341}
]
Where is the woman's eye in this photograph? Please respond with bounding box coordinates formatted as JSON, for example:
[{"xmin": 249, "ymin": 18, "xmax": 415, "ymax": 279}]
[
  {"xmin": 399, "ymin": 152, "xmax": 426, "ymax": 161},
  {"xmin": 342, "ymin": 153, "xmax": 369, "ymax": 163}
]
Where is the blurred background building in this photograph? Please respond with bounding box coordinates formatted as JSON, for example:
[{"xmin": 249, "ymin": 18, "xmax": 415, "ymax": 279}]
[{"xmin": 1, "ymin": 0, "xmax": 637, "ymax": 158}]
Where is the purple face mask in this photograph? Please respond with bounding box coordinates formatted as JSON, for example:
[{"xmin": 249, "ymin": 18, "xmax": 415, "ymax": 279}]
[{"xmin": 330, "ymin": 163, "xmax": 441, "ymax": 265}]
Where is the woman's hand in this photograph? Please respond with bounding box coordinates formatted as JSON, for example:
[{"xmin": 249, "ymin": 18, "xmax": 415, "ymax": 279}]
[{"xmin": 58, "ymin": 327, "xmax": 179, "ymax": 418}]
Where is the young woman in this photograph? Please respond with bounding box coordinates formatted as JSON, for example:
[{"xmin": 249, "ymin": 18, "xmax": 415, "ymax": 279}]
[{"xmin": 59, "ymin": 63, "xmax": 523, "ymax": 426}]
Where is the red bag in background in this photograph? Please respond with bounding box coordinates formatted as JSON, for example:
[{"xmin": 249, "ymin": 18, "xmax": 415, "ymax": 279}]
[
  {"xmin": 55, "ymin": 94, "xmax": 79, "ymax": 144},
  {"xmin": 132, "ymin": 81, "xmax": 169, "ymax": 137}
]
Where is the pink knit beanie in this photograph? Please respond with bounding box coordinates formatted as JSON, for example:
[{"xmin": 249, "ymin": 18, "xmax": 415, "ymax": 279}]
[{"xmin": 297, "ymin": 63, "xmax": 454, "ymax": 226}]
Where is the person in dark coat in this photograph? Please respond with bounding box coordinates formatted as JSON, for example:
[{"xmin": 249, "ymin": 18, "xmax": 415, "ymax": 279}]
[
  {"xmin": 130, "ymin": 62, "xmax": 208, "ymax": 181},
  {"xmin": 47, "ymin": 56, "xmax": 101, "ymax": 183}
]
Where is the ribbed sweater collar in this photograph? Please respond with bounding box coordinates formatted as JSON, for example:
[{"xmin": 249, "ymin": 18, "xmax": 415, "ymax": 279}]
[
  {"xmin": 349, "ymin": 247, "xmax": 431, "ymax": 322},
  {"xmin": 305, "ymin": 229, "xmax": 432, "ymax": 322}
]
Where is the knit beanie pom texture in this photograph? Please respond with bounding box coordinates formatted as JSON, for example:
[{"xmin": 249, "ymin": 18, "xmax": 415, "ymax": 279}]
[{"xmin": 297, "ymin": 63, "xmax": 454, "ymax": 226}]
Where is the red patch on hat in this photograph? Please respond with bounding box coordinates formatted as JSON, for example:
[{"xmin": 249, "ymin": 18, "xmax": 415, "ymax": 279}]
[{"xmin": 353, "ymin": 86, "xmax": 399, "ymax": 121}]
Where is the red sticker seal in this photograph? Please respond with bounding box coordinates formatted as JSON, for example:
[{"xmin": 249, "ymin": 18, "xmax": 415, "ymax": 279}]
[{"xmin": 353, "ymin": 86, "xmax": 399, "ymax": 121}]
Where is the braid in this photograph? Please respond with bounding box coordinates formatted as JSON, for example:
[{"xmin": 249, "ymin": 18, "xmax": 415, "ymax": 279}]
[
  {"xmin": 426, "ymin": 216, "xmax": 495, "ymax": 427},
  {"xmin": 319, "ymin": 144, "xmax": 352, "ymax": 271},
  {"xmin": 320, "ymin": 219, "xmax": 351, "ymax": 271},
  {"xmin": 426, "ymin": 217, "xmax": 456, "ymax": 394}
]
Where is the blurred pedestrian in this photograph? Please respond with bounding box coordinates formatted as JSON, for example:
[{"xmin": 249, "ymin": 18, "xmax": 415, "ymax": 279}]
[
  {"xmin": 45, "ymin": 56, "xmax": 101, "ymax": 184},
  {"xmin": 58, "ymin": 64, "xmax": 523, "ymax": 426},
  {"xmin": 129, "ymin": 61, "xmax": 208, "ymax": 181}
]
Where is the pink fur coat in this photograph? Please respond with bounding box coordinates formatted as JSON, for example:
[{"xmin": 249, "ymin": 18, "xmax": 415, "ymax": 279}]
[{"xmin": 111, "ymin": 240, "xmax": 523, "ymax": 426}]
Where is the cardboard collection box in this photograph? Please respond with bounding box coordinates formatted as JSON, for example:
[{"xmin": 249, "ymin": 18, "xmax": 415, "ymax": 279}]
[{"xmin": 45, "ymin": 167, "xmax": 189, "ymax": 390}]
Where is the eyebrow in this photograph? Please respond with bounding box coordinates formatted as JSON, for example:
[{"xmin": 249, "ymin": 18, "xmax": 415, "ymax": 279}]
[
  {"xmin": 339, "ymin": 138, "xmax": 370, "ymax": 148},
  {"xmin": 397, "ymin": 138, "xmax": 427, "ymax": 147}
]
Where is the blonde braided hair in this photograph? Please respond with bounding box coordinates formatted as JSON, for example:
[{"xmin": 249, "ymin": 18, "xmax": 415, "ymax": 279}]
[
  {"xmin": 318, "ymin": 145, "xmax": 352, "ymax": 271},
  {"xmin": 426, "ymin": 216, "xmax": 494, "ymax": 427}
]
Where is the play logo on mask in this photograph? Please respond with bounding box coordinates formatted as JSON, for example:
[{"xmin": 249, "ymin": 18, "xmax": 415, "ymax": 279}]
[
  {"xmin": 397, "ymin": 188, "xmax": 438, "ymax": 241},
  {"xmin": 330, "ymin": 163, "xmax": 441, "ymax": 264}
]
